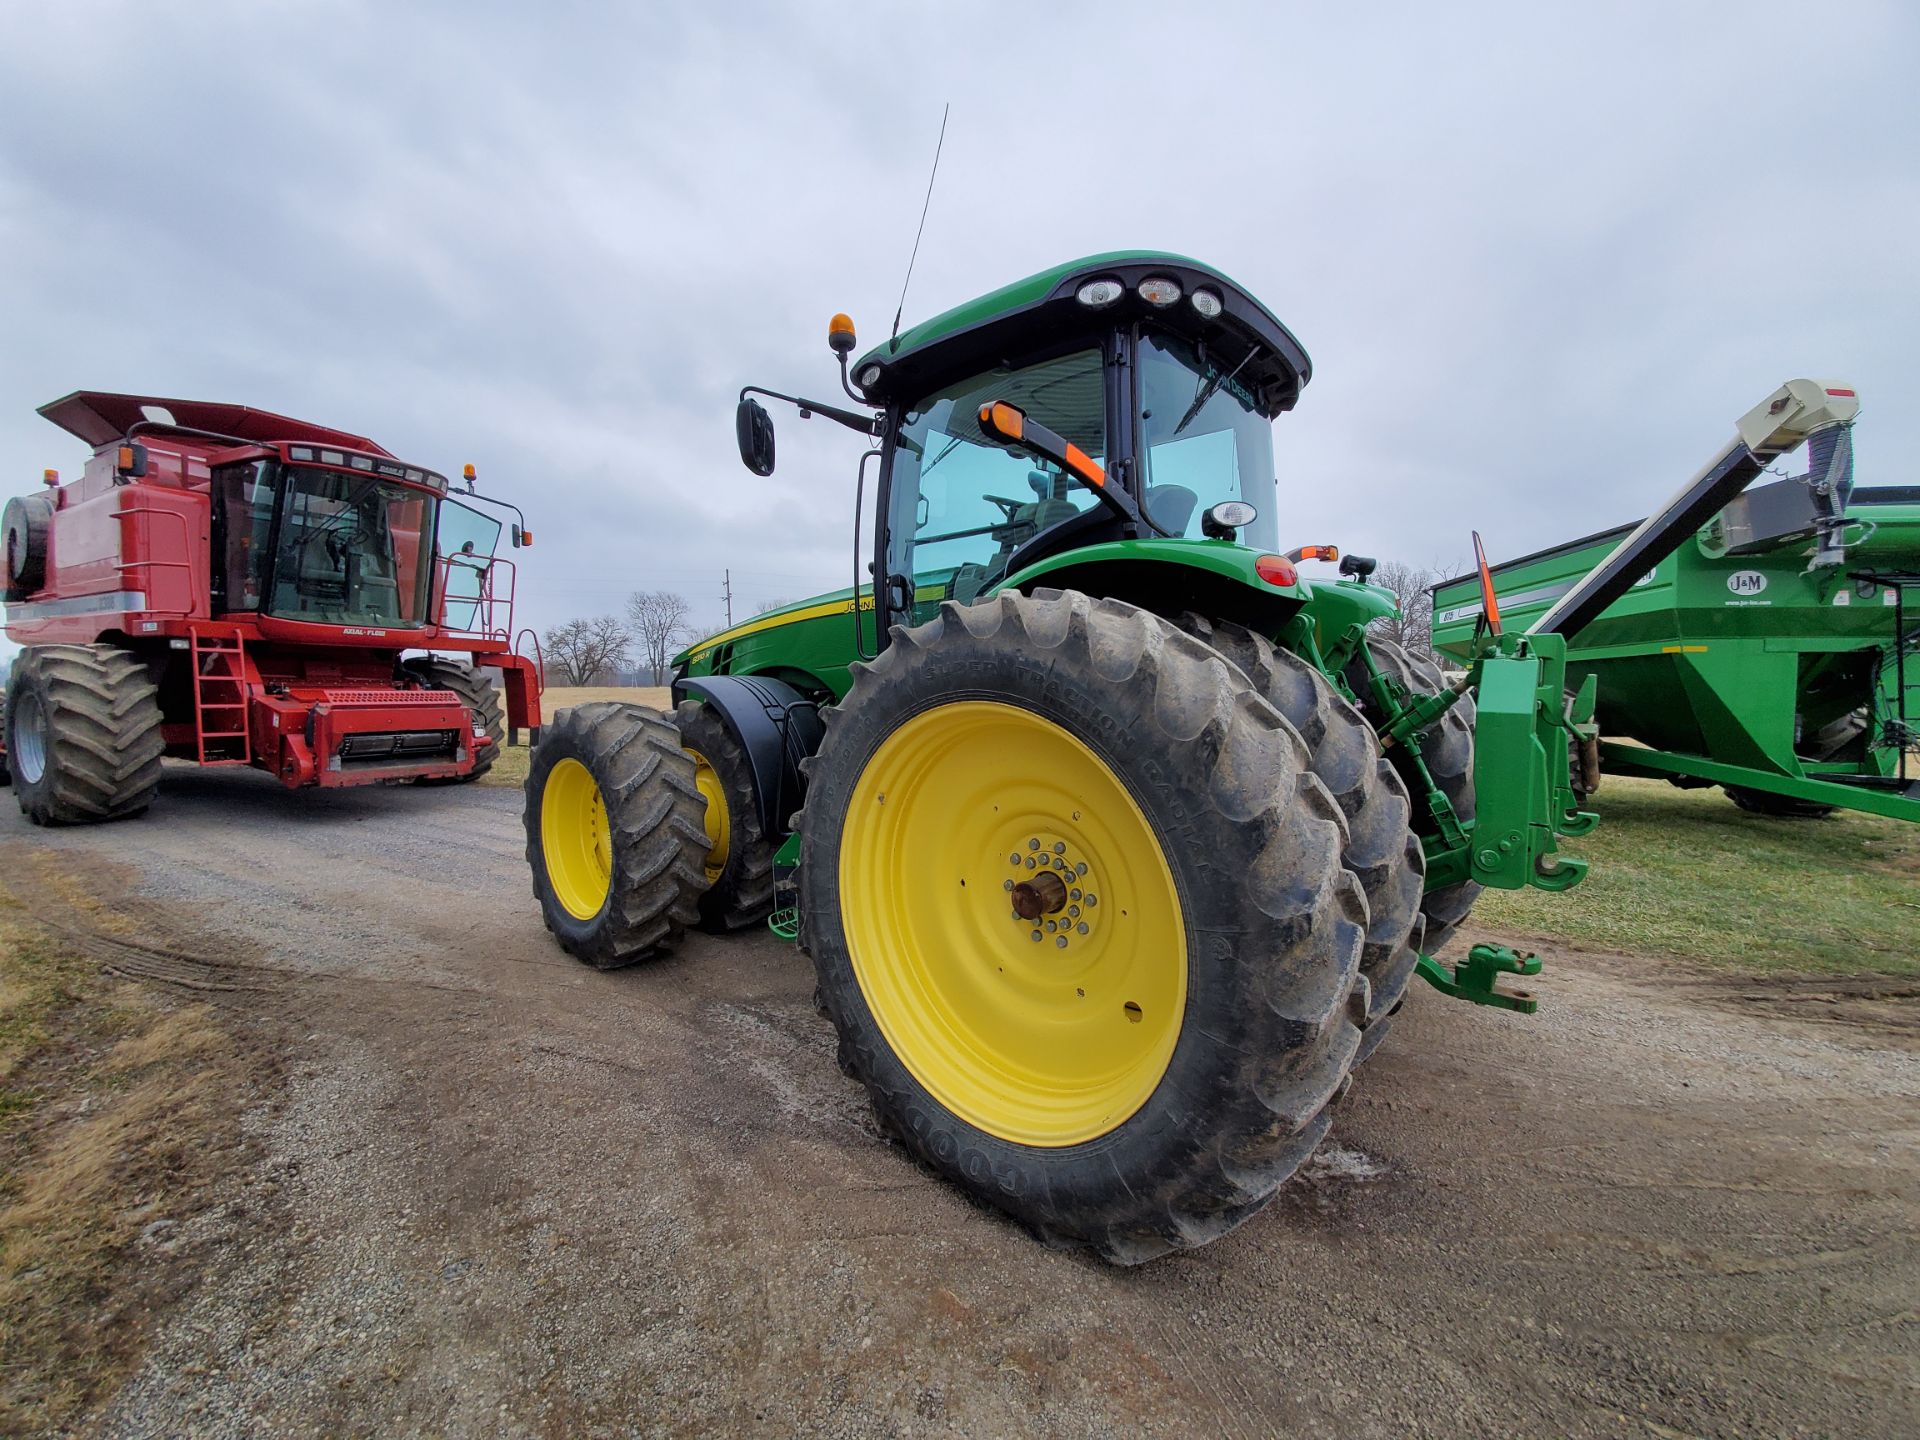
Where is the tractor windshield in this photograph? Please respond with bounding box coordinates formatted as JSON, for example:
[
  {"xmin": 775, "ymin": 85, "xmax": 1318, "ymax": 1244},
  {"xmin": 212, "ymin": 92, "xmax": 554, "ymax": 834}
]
[
  {"xmin": 265, "ymin": 466, "xmax": 436, "ymax": 627},
  {"xmin": 885, "ymin": 348, "xmax": 1107, "ymax": 609},
  {"xmin": 1137, "ymin": 330, "xmax": 1279, "ymax": 551}
]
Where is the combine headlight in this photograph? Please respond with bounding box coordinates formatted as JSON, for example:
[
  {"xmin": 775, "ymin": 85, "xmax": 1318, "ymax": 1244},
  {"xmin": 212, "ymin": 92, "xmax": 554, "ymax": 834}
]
[
  {"xmin": 1191, "ymin": 288, "xmax": 1223, "ymax": 319},
  {"xmin": 1075, "ymin": 278, "xmax": 1124, "ymax": 308},
  {"xmin": 1138, "ymin": 277, "xmax": 1182, "ymax": 306}
]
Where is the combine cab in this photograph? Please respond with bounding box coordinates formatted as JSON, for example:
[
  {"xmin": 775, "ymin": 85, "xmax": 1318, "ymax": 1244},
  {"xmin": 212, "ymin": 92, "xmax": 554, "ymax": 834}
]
[{"xmin": 2, "ymin": 392, "xmax": 542, "ymax": 823}]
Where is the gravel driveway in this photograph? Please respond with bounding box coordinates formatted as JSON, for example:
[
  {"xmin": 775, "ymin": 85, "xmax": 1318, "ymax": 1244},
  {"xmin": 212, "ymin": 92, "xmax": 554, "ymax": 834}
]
[{"xmin": 7, "ymin": 764, "xmax": 1915, "ymax": 1438}]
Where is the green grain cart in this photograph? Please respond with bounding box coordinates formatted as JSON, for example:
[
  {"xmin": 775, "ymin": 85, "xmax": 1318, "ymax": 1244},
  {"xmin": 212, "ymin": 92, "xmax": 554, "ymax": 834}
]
[
  {"xmin": 523, "ymin": 253, "xmax": 1853, "ymax": 1261},
  {"xmin": 1432, "ymin": 396, "xmax": 1917, "ymax": 822}
]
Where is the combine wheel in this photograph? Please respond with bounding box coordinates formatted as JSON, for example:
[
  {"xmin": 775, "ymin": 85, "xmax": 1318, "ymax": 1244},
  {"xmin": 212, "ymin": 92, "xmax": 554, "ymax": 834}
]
[
  {"xmin": 674, "ymin": 700, "xmax": 775, "ymax": 931},
  {"xmin": 402, "ymin": 657, "xmax": 504, "ymax": 783},
  {"xmin": 524, "ymin": 702, "xmax": 710, "ymax": 968},
  {"xmin": 0, "ymin": 692, "xmax": 10, "ymax": 786},
  {"xmin": 1182, "ymin": 616, "xmax": 1424, "ymax": 1062},
  {"xmin": 2, "ymin": 492, "xmax": 53, "ymax": 601},
  {"xmin": 799, "ymin": 590, "xmax": 1367, "ymax": 1264},
  {"xmin": 1348, "ymin": 636, "xmax": 1482, "ymax": 957},
  {"xmin": 6, "ymin": 643, "xmax": 164, "ymax": 825}
]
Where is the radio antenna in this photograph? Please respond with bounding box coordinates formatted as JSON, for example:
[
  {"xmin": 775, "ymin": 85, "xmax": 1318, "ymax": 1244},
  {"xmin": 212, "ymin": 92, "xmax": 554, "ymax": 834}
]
[{"xmin": 889, "ymin": 102, "xmax": 949, "ymax": 350}]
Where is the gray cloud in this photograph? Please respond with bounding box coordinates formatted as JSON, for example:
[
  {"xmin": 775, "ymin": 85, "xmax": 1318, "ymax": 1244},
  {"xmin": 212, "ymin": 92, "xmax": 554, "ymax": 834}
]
[{"xmin": 3, "ymin": 0, "xmax": 1915, "ymax": 663}]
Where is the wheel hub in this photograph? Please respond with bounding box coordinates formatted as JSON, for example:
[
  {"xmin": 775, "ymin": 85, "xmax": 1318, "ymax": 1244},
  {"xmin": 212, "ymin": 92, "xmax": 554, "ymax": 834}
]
[{"xmin": 11, "ymin": 690, "xmax": 46, "ymax": 785}]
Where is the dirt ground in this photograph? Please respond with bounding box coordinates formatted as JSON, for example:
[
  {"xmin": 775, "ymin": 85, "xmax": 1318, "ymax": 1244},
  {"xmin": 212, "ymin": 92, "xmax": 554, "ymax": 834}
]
[{"xmin": 3, "ymin": 767, "xmax": 1915, "ymax": 1438}]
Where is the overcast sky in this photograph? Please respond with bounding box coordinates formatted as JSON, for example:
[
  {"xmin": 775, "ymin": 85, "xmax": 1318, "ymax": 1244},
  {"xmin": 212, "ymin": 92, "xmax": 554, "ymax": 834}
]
[{"xmin": 3, "ymin": 1, "xmax": 1915, "ymax": 664}]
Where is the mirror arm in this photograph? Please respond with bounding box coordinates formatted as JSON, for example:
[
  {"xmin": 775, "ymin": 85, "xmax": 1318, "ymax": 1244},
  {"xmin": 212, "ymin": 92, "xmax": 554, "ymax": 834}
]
[
  {"xmin": 455, "ymin": 488, "xmax": 528, "ymax": 535},
  {"xmin": 739, "ymin": 384, "xmax": 880, "ymax": 438}
]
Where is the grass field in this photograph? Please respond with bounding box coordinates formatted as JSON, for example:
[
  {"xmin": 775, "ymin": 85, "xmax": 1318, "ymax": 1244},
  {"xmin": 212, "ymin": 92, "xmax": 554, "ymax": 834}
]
[
  {"xmin": 0, "ymin": 854, "xmax": 254, "ymax": 1430},
  {"xmin": 481, "ymin": 686, "xmax": 672, "ymax": 788},
  {"xmin": 1478, "ymin": 775, "xmax": 1918, "ymax": 976}
]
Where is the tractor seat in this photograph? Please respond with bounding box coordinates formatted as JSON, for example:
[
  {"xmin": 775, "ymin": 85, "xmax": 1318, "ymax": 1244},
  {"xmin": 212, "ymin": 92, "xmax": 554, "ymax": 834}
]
[{"xmin": 1145, "ymin": 485, "xmax": 1199, "ymax": 536}]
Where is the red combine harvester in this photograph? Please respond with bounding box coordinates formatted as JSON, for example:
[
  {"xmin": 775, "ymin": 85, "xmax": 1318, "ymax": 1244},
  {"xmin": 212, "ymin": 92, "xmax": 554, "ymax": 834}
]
[{"xmin": 1, "ymin": 392, "xmax": 542, "ymax": 823}]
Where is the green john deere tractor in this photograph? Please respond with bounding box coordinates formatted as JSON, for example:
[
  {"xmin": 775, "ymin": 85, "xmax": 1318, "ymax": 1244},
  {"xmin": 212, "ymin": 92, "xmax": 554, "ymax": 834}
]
[{"xmin": 524, "ymin": 252, "xmax": 1854, "ymax": 1262}]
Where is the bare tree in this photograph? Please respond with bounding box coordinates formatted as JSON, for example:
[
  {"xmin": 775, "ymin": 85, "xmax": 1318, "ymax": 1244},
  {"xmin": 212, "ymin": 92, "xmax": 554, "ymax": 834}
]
[
  {"xmin": 626, "ymin": 589, "xmax": 694, "ymax": 685},
  {"xmin": 544, "ymin": 615, "xmax": 631, "ymax": 686},
  {"xmin": 1366, "ymin": 559, "xmax": 1450, "ymax": 660},
  {"xmin": 753, "ymin": 597, "xmax": 795, "ymax": 616}
]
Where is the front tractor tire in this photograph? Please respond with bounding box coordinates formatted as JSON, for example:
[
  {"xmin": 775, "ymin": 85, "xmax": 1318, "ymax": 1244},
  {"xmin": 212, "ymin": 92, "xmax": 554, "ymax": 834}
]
[
  {"xmin": 403, "ymin": 658, "xmax": 505, "ymax": 784},
  {"xmin": 799, "ymin": 590, "xmax": 1369, "ymax": 1264},
  {"xmin": 6, "ymin": 644, "xmax": 164, "ymax": 826},
  {"xmin": 524, "ymin": 703, "xmax": 710, "ymax": 968},
  {"xmin": 674, "ymin": 700, "xmax": 776, "ymax": 932}
]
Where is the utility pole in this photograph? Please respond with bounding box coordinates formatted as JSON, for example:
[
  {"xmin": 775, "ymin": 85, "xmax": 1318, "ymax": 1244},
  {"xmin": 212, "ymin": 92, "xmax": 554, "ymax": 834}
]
[{"xmin": 723, "ymin": 569, "xmax": 733, "ymax": 627}]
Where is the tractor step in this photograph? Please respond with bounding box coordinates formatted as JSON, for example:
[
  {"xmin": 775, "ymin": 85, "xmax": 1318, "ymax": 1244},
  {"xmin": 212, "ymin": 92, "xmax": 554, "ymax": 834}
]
[{"xmin": 189, "ymin": 629, "xmax": 252, "ymax": 765}]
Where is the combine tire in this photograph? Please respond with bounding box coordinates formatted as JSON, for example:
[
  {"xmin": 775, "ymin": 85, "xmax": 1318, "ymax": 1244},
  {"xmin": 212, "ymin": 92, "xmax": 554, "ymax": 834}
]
[
  {"xmin": 0, "ymin": 692, "xmax": 10, "ymax": 787},
  {"xmin": 799, "ymin": 590, "xmax": 1367, "ymax": 1264},
  {"xmin": 1725, "ymin": 785, "xmax": 1836, "ymax": 819},
  {"xmin": 674, "ymin": 700, "xmax": 775, "ymax": 931},
  {"xmin": 6, "ymin": 644, "xmax": 164, "ymax": 825},
  {"xmin": 524, "ymin": 702, "xmax": 710, "ymax": 968},
  {"xmin": 1181, "ymin": 616, "xmax": 1424, "ymax": 1062},
  {"xmin": 1347, "ymin": 636, "xmax": 1482, "ymax": 957},
  {"xmin": 402, "ymin": 657, "xmax": 504, "ymax": 783},
  {"xmin": 2, "ymin": 492, "xmax": 53, "ymax": 601}
]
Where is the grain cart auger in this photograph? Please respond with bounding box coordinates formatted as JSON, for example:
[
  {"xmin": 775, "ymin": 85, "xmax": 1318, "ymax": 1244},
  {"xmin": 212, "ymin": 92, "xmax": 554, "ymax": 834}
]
[
  {"xmin": 525, "ymin": 252, "xmax": 1598, "ymax": 1263},
  {"xmin": 3, "ymin": 393, "xmax": 542, "ymax": 822},
  {"xmin": 1433, "ymin": 383, "xmax": 1917, "ymax": 823}
]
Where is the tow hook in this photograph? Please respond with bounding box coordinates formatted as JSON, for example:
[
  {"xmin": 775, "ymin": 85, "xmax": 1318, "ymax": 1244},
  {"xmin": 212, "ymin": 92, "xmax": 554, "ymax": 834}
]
[{"xmin": 1416, "ymin": 942, "xmax": 1541, "ymax": 1014}]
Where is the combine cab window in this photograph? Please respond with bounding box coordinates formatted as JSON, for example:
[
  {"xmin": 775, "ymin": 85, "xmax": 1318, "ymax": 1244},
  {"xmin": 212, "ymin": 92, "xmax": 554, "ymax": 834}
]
[
  {"xmin": 213, "ymin": 460, "xmax": 276, "ymax": 612},
  {"xmin": 886, "ymin": 348, "xmax": 1107, "ymax": 615},
  {"xmin": 436, "ymin": 499, "xmax": 503, "ymax": 632},
  {"xmin": 267, "ymin": 466, "xmax": 435, "ymax": 628},
  {"xmin": 1137, "ymin": 330, "xmax": 1279, "ymax": 551}
]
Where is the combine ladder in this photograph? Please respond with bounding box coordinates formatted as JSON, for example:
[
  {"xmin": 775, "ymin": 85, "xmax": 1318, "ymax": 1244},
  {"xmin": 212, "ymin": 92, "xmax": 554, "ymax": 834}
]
[{"xmin": 190, "ymin": 630, "xmax": 252, "ymax": 765}]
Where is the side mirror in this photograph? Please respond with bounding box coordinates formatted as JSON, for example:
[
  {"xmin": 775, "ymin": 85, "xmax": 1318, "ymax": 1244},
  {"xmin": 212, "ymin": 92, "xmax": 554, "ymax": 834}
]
[
  {"xmin": 115, "ymin": 443, "xmax": 149, "ymax": 480},
  {"xmin": 737, "ymin": 397, "xmax": 776, "ymax": 477}
]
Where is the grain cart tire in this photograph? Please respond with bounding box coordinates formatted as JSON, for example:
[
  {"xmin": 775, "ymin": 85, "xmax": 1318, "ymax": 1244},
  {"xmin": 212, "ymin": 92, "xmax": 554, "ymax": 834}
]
[
  {"xmin": 401, "ymin": 657, "xmax": 504, "ymax": 784},
  {"xmin": 524, "ymin": 702, "xmax": 710, "ymax": 968},
  {"xmin": 2, "ymin": 492, "xmax": 53, "ymax": 601},
  {"xmin": 673, "ymin": 700, "xmax": 776, "ymax": 932},
  {"xmin": 1725, "ymin": 786, "xmax": 1836, "ymax": 819},
  {"xmin": 1179, "ymin": 615, "xmax": 1424, "ymax": 1063},
  {"xmin": 798, "ymin": 590, "xmax": 1367, "ymax": 1265},
  {"xmin": 6, "ymin": 644, "xmax": 164, "ymax": 826},
  {"xmin": 1346, "ymin": 636, "xmax": 1482, "ymax": 957}
]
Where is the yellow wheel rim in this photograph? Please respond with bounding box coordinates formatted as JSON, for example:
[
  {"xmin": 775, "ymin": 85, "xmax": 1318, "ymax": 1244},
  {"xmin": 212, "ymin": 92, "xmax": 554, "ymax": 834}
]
[
  {"xmin": 839, "ymin": 701, "xmax": 1187, "ymax": 1147},
  {"xmin": 687, "ymin": 748, "xmax": 731, "ymax": 883},
  {"xmin": 542, "ymin": 757, "xmax": 612, "ymax": 920}
]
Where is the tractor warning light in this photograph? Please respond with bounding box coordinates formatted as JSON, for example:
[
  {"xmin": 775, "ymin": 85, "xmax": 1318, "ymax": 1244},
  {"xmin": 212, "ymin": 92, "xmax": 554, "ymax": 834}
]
[
  {"xmin": 42, "ymin": 468, "xmax": 58, "ymax": 487},
  {"xmin": 1254, "ymin": 555, "xmax": 1299, "ymax": 588},
  {"xmin": 463, "ymin": 463, "xmax": 477, "ymax": 482},
  {"xmin": 828, "ymin": 313, "xmax": 858, "ymax": 355}
]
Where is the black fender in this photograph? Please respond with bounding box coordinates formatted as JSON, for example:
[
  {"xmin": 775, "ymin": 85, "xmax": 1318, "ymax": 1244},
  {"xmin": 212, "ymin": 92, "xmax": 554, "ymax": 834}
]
[{"xmin": 670, "ymin": 673, "xmax": 825, "ymax": 839}]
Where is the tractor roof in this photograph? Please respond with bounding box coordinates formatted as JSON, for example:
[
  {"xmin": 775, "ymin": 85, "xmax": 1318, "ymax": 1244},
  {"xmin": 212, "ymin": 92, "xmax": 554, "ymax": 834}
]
[
  {"xmin": 852, "ymin": 251, "xmax": 1313, "ymax": 417},
  {"xmin": 38, "ymin": 391, "xmax": 393, "ymax": 456}
]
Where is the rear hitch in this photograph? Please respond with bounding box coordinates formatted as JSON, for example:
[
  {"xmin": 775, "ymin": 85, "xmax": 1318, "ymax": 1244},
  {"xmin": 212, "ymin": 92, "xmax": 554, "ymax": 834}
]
[{"xmin": 1415, "ymin": 942, "xmax": 1541, "ymax": 1014}]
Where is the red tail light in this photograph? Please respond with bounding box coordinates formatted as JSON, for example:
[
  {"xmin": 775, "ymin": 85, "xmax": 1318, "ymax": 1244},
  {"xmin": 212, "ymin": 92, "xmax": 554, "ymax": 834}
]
[{"xmin": 1255, "ymin": 555, "xmax": 1298, "ymax": 588}]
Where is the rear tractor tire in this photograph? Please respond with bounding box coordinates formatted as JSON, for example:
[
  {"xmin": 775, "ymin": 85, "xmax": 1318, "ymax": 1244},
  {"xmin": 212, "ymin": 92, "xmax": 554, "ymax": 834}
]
[
  {"xmin": 798, "ymin": 590, "xmax": 1369, "ymax": 1264},
  {"xmin": 674, "ymin": 700, "xmax": 776, "ymax": 932},
  {"xmin": 1348, "ymin": 636, "xmax": 1482, "ymax": 957},
  {"xmin": 524, "ymin": 702, "xmax": 711, "ymax": 968},
  {"xmin": 1181, "ymin": 615, "xmax": 1425, "ymax": 1063},
  {"xmin": 6, "ymin": 643, "xmax": 164, "ymax": 826},
  {"xmin": 403, "ymin": 657, "xmax": 504, "ymax": 784}
]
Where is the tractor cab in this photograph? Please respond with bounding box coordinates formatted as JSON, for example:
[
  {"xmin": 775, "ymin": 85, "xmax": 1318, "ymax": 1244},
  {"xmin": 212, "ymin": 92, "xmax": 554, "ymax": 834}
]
[{"xmin": 733, "ymin": 253, "xmax": 1326, "ymax": 649}]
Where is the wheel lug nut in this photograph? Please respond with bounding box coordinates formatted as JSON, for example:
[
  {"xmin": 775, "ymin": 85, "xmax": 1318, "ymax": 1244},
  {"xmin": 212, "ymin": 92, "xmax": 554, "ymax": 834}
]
[
  {"xmin": 1055, "ymin": 936, "xmax": 1067, "ymax": 949},
  {"xmin": 1077, "ymin": 922, "xmax": 1089, "ymax": 935},
  {"xmin": 1003, "ymin": 879, "xmax": 1014, "ymax": 891},
  {"xmin": 1010, "ymin": 853, "xmax": 1021, "ymax": 866},
  {"xmin": 1027, "ymin": 838, "xmax": 1039, "ymax": 850},
  {"xmin": 1069, "ymin": 905, "xmax": 1080, "ymax": 918},
  {"xmin": 1052, "ymin": 841, "xmax": 1065, "ymax": 854},
  {"xmin": 1070, "ymin": 888, "xmax": 1081, "ymax": 901},
  {"xmin": 1075, "ymin": 863, "xmax": 1088, "ymax": 877},
  {"xmin": 1085, "ymin": 894, "xmax": 1097, "ymax": 906},
  {"xmin": 1030, "ymin": 930, "xmax": 1042, "ymax": 942}
]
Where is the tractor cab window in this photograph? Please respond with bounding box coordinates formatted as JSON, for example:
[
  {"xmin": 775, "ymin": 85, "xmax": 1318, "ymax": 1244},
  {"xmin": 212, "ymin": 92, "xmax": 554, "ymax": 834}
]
[
  {"xmin": 212, "ymin": 459, "xmax": 277, "ymax": 612},
  {"xmin": 266, "ymin": 466, "xmax": 435, "ymax": 627},
  {"xmin": 1137, "ymin": 330, "xmax": 1279, "ymax": 552},
  {"xmin": 885, "ymin": 348, "xmax": 1107, "ymax": 617}
]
